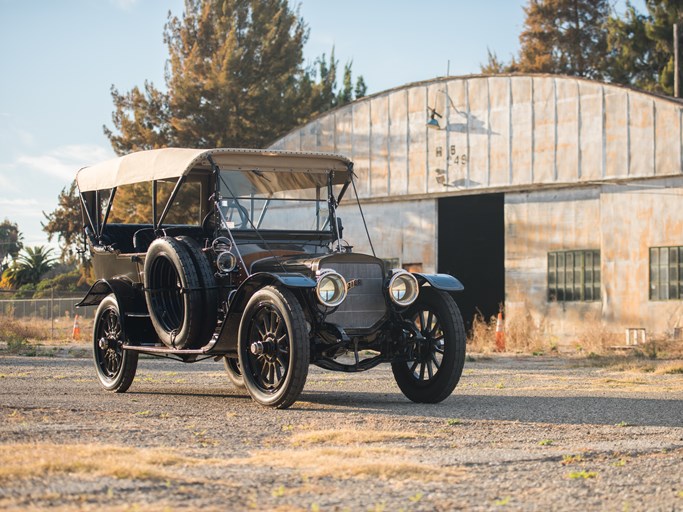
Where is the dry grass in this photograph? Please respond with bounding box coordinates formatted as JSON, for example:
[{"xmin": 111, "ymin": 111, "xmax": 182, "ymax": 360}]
[
  {"xmin": 233, "ymin": 446, "xmax": 464, "ymax": 482},
  {"xmin": 0, "ymin": 316, "xmax": 49, "ymax": 346},
  {"xmin": 0, "ymin": 315, "xmax": 95, "ymax": 345},
  {"xmin": 0, "ymin": 443, "xmax": 221, "ymax": 483},
  {"xmin": 290, "ymin": 428, "xmax": 420, "ymax": 446},
  {"xmin": 468, "ymin": 308, "xmax": 550, "ymax": 354}
]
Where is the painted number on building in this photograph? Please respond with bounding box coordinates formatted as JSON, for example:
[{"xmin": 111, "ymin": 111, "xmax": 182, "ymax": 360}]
[{"xmin": 436, "ymin": 145, "xmax": 468, "ymax": 165}]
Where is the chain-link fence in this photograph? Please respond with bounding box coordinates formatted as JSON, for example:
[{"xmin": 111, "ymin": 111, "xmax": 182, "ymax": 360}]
[
  {"xmin": 0, "ymin": 292, "xmax": 95, "ymax": 341},
  {"xmin": 0, "ymin": 297, "xmax": 94, "ymax": 320}
]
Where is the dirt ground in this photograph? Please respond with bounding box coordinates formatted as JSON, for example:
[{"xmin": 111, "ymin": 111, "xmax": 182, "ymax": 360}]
[{"xmin": 0, "ymin": 351, "xmax": 682, "ymax": 511}]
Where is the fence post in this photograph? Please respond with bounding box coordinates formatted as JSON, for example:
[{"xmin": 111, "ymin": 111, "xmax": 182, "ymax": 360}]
[{"xmin": 51, "ymin": 287, "xmax": 55, "ymax": 340}]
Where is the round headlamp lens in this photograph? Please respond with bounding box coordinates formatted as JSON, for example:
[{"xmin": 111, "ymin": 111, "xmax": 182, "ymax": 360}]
[
  {"xmin": 316, "ymin": 272, "xmax": 347, "ymax": 307},
  {"xmin": 388, "ymin": 271, "xmax": 419, "ymax": 306},
  {"xmin": 216, "ymin": 251, "xmax": 237, "ymax": 273}
]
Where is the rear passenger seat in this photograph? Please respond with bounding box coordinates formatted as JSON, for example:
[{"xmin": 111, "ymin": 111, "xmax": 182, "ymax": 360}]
[{"xmin": 98, "ymin": 224, "xmax": 208, "ymax": 254}]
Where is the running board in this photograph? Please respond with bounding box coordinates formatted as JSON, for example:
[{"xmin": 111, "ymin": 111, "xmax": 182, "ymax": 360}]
[{"xmin": 122, "ymin": 342, "xmax": 232, "ymax": 357}]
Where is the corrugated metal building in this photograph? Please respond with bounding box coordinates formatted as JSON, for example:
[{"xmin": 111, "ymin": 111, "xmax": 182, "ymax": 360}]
[{"xmin": 268, "ymin": 74, "xmax": 683, "ymax": 341}]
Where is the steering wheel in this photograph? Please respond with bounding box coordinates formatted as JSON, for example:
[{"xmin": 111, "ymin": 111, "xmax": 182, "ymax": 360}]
[{"xmin": 222, "ymin": 200, "xmax": 250, "ymax": 229}]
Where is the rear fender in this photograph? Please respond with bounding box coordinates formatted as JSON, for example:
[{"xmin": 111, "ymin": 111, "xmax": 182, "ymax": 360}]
[
  {"xmin": 76, "ymin": 279, "xmax": 153, "ymax": 343},
  {"xmin": 213, "ymin": 272, "xmax": 316, "ymax": 353}
]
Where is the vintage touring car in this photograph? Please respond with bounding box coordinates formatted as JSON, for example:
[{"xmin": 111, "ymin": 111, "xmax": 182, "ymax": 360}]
[{"xmin": 76, "ymin": 148, "xmax": 466, "ymax": 408}]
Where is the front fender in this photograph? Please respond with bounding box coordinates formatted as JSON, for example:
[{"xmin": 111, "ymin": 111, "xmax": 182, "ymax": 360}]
[
  {"xmin": 414, "ymin": 273, "xmax": 464, "ymax": 292},
  {"xmin": 212, "ymin": 272, "xmax": 316, "ymax": 354}
]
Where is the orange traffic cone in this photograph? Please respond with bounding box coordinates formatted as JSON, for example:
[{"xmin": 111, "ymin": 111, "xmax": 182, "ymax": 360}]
[
  {"xmin": 495, "ymin": 312, "xmax": 505, "ymax": 352},
  {"xmin": 72, "ymin": 314, "xmax": 81, "ymax": 341}
]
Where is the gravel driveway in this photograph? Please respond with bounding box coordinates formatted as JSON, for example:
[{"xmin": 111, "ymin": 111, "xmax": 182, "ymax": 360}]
[{"xmin": 0, "ymin": 353, "xmax": 682, "ymax": 511}]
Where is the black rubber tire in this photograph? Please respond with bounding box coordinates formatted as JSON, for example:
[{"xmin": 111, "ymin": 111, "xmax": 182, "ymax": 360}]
[
  {"xmin": 93, "ymin": 294, "xmax": 138, "ymax": 392},
  {"xmin": 238, "ymin": 286, "xmax": 309, "ymax": 408},
  {"xmin": 223, "ymin": 357, "xmax": 245, "ymax": 389},
  {"xmin": 143, "ymin": 237, "xmax": 209, "ymax": 349},
  {"xmin": 391, "ymin": 287, "xmax": 466, "ymax": 403},
  {"xmin": 175, "ymin": 236, "xmax": 218, "ymax": 344}
]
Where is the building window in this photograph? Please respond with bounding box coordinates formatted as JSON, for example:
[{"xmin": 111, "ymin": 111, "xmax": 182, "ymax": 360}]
[
  {"xmin": 649, "ymin": 246, "xmax": 682, "ymax": 300},
  {"xmin": 548, "ymin": 250, "xmax": 600, "ymax": 302}
]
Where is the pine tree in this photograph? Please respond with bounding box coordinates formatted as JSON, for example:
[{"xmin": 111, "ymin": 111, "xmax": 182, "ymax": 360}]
[
  {"xmin": 0, "ymin": 219, "xmax": 23, "ymax": 271},
  {"xmin": 516, "ymin": 0, "xmax": 610, "ymax": 79},
  {"xmin": 104, "ymin": 0, "xmax": 366, "ymax": 154},
  {"xmin": 42, "ymin": 181, "xmax": 84, "ymax": 263}
]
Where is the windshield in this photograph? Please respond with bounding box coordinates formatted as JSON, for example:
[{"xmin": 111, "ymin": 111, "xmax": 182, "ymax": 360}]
[{"xmin": 218, "ymin": 169, "xmax": 342, "ymax": 231}]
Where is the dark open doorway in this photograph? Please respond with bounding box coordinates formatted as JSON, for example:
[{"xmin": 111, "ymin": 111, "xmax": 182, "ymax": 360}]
[{"xmin": 438, "ymin": 194, "xmax": 505, "ymax": 330}]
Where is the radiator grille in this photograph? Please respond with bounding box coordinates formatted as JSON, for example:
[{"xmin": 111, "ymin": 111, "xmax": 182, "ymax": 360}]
[{"xmin": 321, "ymin": 261, "xmax": 386, "ymax": 331}]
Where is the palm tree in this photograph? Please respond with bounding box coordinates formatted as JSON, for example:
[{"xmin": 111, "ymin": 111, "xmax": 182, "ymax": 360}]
[{"xmin": 4, "ymin": 246, "xmax": 56, "ymax": 288}]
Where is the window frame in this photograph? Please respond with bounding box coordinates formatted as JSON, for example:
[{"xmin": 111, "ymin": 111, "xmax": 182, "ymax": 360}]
[
  {"xmin": 649, "ymin": 246, "xmax": 683, "ymax": 301},
  {"xmin": 548, "ymin": 249, "xmax": 601, "ymax": 302}
]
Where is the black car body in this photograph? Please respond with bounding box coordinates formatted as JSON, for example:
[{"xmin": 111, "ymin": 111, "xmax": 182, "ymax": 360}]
[{"xmin": 77, "ymin": 148, "xmax": 466, "ymax": 408}]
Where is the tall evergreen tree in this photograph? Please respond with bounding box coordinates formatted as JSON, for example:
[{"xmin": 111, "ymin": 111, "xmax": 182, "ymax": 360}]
[
  {"xmin": 515, "ymin": 0, "xmax": 610, "ymax": 79},
  {"xmin": 0, "ymin": 219, "xmax": 23, "ymax": 271},
  {"xmin": 104, "ymin": 0, "xmax": 366, "ymax": 154},
  {"xmin": 42, "ymin": 181, "xmax": 85, "ymax": 264}
]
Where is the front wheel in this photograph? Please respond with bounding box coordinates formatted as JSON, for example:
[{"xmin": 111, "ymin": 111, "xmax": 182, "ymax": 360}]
[
  {"xmin": 392, "ymin": 288, "xmax": 466, "ymax": 403},
  {"xmin": 238, "ymin": 286, "xmax": 309, "ymax": 408},
  {"xmin": 93, "ymin": 294, "xmax": 138, "ymax": 392}
]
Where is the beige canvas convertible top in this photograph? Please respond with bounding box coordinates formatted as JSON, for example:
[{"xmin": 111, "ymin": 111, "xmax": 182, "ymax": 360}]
[{"xmin": 76, "ymin": 148, "xmax": 352, "ymax": 193}]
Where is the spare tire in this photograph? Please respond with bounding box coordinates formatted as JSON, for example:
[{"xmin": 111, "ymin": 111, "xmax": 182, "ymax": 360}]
[
  {"xmin": 175, "ymin": 236, "xmax": 218, "ymax": 344},
  {"xmin": 144, "ymin": 237, "xmax": 212, "ymax": 349}
]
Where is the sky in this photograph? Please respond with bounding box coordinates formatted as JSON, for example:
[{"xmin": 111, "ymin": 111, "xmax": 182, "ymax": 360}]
[{"xmin": 0, "ymin": 0, "xmax": 635, "ymax": 251}]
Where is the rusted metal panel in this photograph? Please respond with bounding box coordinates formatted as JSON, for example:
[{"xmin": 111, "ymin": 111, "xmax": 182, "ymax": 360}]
[
  {"xmin": 388, "ymin": 89, "xmax": 408, "ymax": 197},
  {"xmin": 335, "ymin": 105, "xmax": 353, "ymax": 160},
  {"xmin": 604, "ymin": 88, "xmax": 629, "ymax": 178},
  {"xmin": 426, "ymin": 82, "xmax": 447, "ymax": 195},
  {"xmin": 336, "ymin": 198, "xmax": 438, "ymax": 272},
  {"xmin": 655, "ymin": 103, "xmax": 680, "ymax": 175},
  {"xmin": 629, "ymin": 94, "xmax": 655, "ymax": 177},
  {"xmin": 531, "ymin": 77, "xmax": 557, "ymax": 183},
  {"xmin": 464, "ymin": 78, "xmax": 490, "ymax": 189},
  {"xmin": 351, "ymin": 101, "xmax": 371, "ymax": 198},
  {"xmin": 577, "ymin": 81, "xmax": 603, "ymax": 182},
  {"xmin": 407, "ymin": 86, "xmax": 428, "ymax": 195},
  {"xmin": 600, "ymin": 178, "xmax": 683, "ymax": 335},
  {"xmin": 370, "ymin": 94, "xmax": 389, "ymax": 197},
  {"xmin": 317, "ymin": 112, "xmax": 336, "ymax": 153},
  {"xmin": 556, "ymin": 78, "xmax": 580, "ymax": 183},
  {"xmin": 486, "ymin": 77, "xmax": 512, "ymax": 187},
  {"xmin": 510, "ymin": 77, "xmax": 533, "ymax": 186}
]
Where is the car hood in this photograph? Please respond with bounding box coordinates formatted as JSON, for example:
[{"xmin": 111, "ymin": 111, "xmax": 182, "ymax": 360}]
[{"xmin": 250, "ymin": 251, "xmax": 385, "ymax": 277}]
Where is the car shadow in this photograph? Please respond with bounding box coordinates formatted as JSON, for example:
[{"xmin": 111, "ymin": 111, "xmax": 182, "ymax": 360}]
[{"xmin": 296, "ymin": 391, "xmax": 683, "ymax": 428}]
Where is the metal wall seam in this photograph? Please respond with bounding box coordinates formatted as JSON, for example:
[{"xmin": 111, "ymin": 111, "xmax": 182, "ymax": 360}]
[
  {"xmin": 577, "ymin": 80, "xmax": 582, "ymax": 180},
  {"xmin": 625, "ymin": 93, "xmax": 630, "ymax": 176},
  {"xmin": 530, "ymin": 77, "xmax": 535, "ymax": 183},
  {"xmin": 553, "ymin": 77, "xmax": 558, "ymax": 182},
  {"xmin": 508, "ymin": 76, "xmax": 513, "ymax": 186}
]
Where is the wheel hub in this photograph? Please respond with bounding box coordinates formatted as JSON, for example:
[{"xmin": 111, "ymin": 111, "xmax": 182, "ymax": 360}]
[
  {"xmin": 250, "ymin": 337, "xmax": 276, "ymax": 357},
  {"xmin": 98, "ymin": 337, "xmax": 110, "ymax": 350}
]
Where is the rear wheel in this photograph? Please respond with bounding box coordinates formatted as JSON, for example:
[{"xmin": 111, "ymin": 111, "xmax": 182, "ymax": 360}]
[
  {"xmin": 392, "ymin": 288, "xmax": 466, "ymax": 403},
  {"xmin": 238, "ymin": 286, "xmax": 308, "ymax": 408},
  {"xmin": 93, "ymin": 294, "xmax": 138, "ymax": 392},
  {"xmin": 223, "ymin": 357, "xmax": 245, "ymax": 389}
]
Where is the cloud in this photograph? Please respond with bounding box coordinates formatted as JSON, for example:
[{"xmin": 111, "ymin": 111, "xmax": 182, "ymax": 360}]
[
  {"xmin": 0, "ymin": 197, "xmax": 43, "ymax": 220},
  {"xmin": 15, "ymin": 145, "xmax": 113, "ymax": 181},
  {"xmin": 109, "ymin": 0, "xmax": 139, "ymax": 10}
]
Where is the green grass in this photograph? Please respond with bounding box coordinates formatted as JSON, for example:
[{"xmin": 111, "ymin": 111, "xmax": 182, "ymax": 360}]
[{"xmin": 568, "ymin": 470, "xmax": 597, "ymax": 480}]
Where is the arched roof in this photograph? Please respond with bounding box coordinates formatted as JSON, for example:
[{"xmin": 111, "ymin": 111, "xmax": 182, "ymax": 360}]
[{"xmin": 269, "ymin": 74, "xmax": 683, "ymax": 199}]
